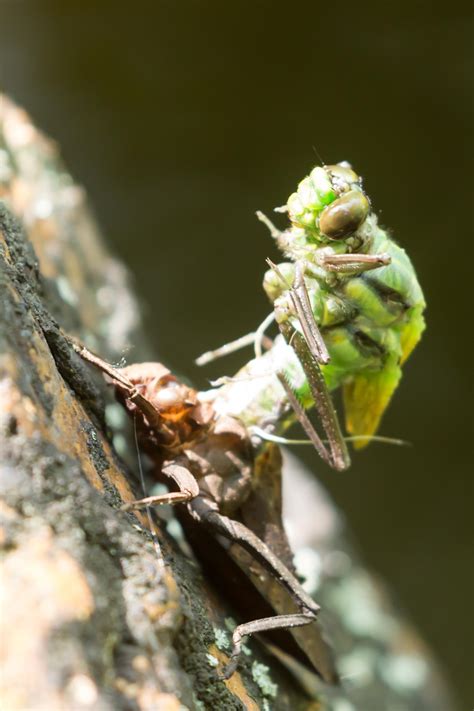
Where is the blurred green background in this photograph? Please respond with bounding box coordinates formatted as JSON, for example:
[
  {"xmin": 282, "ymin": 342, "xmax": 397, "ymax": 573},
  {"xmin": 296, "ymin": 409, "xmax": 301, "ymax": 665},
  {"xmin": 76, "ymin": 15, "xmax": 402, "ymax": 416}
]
[{"xmin": 1, "ymin": 0, "xmax": 472, "ymax": 706}]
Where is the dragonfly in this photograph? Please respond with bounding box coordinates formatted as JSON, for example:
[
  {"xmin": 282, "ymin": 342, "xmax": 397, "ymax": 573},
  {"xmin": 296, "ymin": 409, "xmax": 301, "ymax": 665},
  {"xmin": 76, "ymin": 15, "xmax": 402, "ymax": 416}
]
[{"xmin": 198, "ymin": 161, "xmax": 426, "ymax": 472}]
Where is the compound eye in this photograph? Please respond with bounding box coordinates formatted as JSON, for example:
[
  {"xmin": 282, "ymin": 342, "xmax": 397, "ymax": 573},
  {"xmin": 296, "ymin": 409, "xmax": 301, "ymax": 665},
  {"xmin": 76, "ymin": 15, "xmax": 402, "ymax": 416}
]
[
  {"xmin": 319, "ymin": 190, "xmax": 369, "ymax": 240},
  {"xmin": 325, "ymin": 164, "xmax": 360, "ymax": 193}
]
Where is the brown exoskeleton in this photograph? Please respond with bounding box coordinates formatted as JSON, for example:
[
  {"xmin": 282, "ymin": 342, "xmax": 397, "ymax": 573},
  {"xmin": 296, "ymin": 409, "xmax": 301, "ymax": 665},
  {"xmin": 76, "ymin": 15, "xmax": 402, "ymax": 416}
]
[{"xmin": 71, "ymin": 340, "xmax": 337, "ymax": 683}]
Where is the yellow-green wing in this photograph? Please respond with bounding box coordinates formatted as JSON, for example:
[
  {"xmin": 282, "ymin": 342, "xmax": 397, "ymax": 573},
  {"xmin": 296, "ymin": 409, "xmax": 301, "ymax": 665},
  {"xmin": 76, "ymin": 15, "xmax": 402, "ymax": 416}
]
[
  {"xmin": 400, "ymin": 304, "xmax": 426, "ymax": 365},
  {"xmin": 343, "ymin": 359, "xmax": 402, "ymax": 449}
]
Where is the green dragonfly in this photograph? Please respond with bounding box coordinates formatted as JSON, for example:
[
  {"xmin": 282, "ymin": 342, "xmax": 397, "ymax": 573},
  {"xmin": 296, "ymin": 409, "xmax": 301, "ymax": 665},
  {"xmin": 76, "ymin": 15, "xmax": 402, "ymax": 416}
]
[{"xmin": 199, "ymin": 161, "xmax": 426, "ymax": 471}]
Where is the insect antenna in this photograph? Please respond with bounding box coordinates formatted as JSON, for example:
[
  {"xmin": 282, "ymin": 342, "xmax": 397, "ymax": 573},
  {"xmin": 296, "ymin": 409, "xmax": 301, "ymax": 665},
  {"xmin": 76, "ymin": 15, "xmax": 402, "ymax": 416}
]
[
  {"xmin": 195, "ymin": 332, "xmax": 257, "ymax": 366},
  {"xmin": 311, "ymin": 144, "xmax": 326, "ymax": 167}
]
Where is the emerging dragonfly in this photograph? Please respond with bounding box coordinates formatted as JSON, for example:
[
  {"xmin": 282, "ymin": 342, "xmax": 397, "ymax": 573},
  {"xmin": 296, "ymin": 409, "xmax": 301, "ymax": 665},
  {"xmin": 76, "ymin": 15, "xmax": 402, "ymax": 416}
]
[
  {"xmin": 199, "ymin": 161, "xmax": 426, "ymax": 471},
  {"xmin": 71, "ymin": 160, "xmax": 425, "ymax": 684}
]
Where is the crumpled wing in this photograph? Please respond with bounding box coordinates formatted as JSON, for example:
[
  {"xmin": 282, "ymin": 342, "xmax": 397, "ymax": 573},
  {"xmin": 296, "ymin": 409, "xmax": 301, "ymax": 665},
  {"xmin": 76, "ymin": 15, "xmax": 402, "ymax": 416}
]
[
  {"xmin": 400, "ymin": 304, "xmax": 426, "ymax": 365},
  {"xmin": 343, "ymin": 359, "xmax": 402, "ymax": 449}
]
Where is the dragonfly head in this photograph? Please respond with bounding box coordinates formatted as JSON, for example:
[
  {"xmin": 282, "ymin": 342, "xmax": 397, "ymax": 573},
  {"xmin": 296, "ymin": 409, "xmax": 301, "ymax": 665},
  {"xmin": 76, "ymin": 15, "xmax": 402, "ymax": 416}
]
[{"xmin": 287, "ymin": 162, "xmax": 370, "ymax": 244}]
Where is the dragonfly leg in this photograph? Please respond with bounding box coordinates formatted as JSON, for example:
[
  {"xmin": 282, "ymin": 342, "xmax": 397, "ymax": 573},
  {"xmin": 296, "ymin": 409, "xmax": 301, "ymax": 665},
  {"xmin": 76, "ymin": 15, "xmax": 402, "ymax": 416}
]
[
  {"xmin": 317, "ymin": 251, "xmax": 391, "ymax": 274},
  {"xmin": 265, "ymin": 261, "xmax": 349, "ymax": 468},
  {"xmin": 253, "ymin": 311, "xmax": 275, "ymax": 358},
  {"xmin": 69, "ymin": 338, "xmax": 164, "ymax": 426},
  {"xmin": 279, "ymin": 323, "xmax": 350, "ymax": 471},
  {"xmin": 256, "ymin": 210, "xmax": 284, "ymax": 239},
  {"xmin": 190, "ymin": 497, "xmax": 319, "ymax": 613},
  {"xmin": 196, "ymin": 332, "xmax": 259, "ymax": 366},
  {"xmin": 277, "ymin": 371, "xmax": 335, "ymax": 467},
  {"xmin": 264, "ymin": 260, "xmax": 349, "ymax": 468},
  {"xmin": 291, "ymin": 262, "xmax": 330, "ymax": 363},
  {"xmin": 188, "ymin": 496, "xmax": 319, "ymax": 676},
  {"xmin": 195, "ymin": 325, "xmax": 274, "ymax": 367},
  {"xmin": 266, "ymin": 259, "xmax": 330, "ymax": 364},
  {"xmin": 121, "ymin": 461, "xmax": 200, "ymax": 511},
  {"xmin": 221, "ymin": 613, "xmax": 315, "ymax": 679}
]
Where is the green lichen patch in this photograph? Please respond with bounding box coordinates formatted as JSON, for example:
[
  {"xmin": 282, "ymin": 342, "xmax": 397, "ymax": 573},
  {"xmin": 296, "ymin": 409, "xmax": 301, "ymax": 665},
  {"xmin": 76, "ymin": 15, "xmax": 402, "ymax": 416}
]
[{"xmin": 251, "ymin": 660, "xmax": 278, "ymax": 699}]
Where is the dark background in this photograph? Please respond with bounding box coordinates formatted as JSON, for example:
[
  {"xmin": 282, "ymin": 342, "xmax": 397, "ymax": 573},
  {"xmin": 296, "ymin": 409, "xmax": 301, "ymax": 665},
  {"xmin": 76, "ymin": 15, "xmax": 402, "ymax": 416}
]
[{"xmin": 1, "ymin": 1, "xmax": 472, "ymax": 706}]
